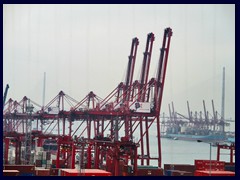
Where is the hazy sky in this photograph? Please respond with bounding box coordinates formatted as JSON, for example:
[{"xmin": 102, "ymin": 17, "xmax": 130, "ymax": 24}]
[{"xmin": 3, "ymin": 4, "xmax": 235, "ymax": 121}]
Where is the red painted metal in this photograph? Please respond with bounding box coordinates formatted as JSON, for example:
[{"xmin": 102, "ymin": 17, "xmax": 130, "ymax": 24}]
[
  {"xmin": 35, "ymin": 168, "xmax": 50, "ymax": 176},
  {"xmin": 194, "ymin": 170, "xmax": 235, "ymax": 176},
  {"xmin": 4, "ymin": 164, "xmax": 35, "ymax": 175},
  {"xmin": 156, "ymin": 116, "xmax": 161, "ymax": 167},
  {"xmin": 4, "ymin": 138, "xmax": 10, "ymax": 164},
  {"xmin": 15, "ymin": 138, "xmax": 21, "ymax": 164},
  {"xmin": 3, "ymin": 170, "xmax": 20, "ymax": 176},
  {"xmin": 126, "ymin": 37, "xmax": 139, "ymax": 101},
  {"xmin": 71, "ymin": 144, "xmax": 76, "ymax": 169},
  {"xmin": 3, "ymin": 28, "xmax": 173, "ymax": 175},
  {"xmin": 155, "ymin": 28, "xmax": 173, "ymax": 114},
  {"xmin": 195, "ymin": 160, "xmax": 225, "ymax": 171},
  {"xmin": 216, "ymin": 143, "xmax": 235, "ymax": 165},
  {"xmin": 87, "ymin": 143, "xmax": 92, "ymax": 168},
  {"xmin": 56, "ymin": 135, "xmax": 75, "ymax": 168},
  {"xmin": 140, "ymin": 33, "xmax": 155, "ymax": 102},
  {"xmin": 60, "ymin": 169, "xmax": 112, "ymax": 176}
]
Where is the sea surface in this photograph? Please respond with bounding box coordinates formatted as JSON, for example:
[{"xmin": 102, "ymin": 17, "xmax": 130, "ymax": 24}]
[{"xmin": 147, "ymin": 137, "xmax": 235, "ymax": 167}]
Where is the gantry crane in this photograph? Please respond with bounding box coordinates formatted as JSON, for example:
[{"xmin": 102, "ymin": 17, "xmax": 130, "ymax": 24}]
[{"xmin": 3, "ymin": 28, "xmax": 173, "ymax": 175}]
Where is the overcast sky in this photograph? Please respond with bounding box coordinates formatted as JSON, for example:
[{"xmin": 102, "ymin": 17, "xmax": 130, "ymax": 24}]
[{"xmin": 3, "ymin": 4, "xmax": 235, "ymax": 121}]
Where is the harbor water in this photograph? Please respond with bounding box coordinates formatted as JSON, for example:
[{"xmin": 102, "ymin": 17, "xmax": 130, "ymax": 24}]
[{"xmin": 149, "ymin": 137, "xmax": 235, "ymax": 167}]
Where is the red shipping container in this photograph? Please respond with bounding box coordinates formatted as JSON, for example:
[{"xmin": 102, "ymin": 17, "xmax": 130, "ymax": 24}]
[
  {"xmin": 35, "ymin": 169, "xmax": 50, "ymax": 176},
  {"xmin": 50, "ymin": 168, "xmax": 60, "ymax": 176},
  {"xmin": 60, "ymin": 169, "xmax": 112, "ymax": 176},
  {"xmin": 137, "ymin": 168, "xmax": 163, "ymax": 176},
  {"xmin": 61, "ymin": 169, "xmax": 79, "ymax": 176},
  {"xmin": 4, "ymin": 165, "xmax": 35, "ymax": 174},
  {"xmin": 195, "ymin": 160, "xmax": 225, "ymax": 171},
  {"xmin": 195, "ymin": 170, "xmax": 235, "ymax": 176},
  {"xmin": 52, "ymin": 159, "xmax": 66, "ymax": 168},
  {"xmin": 3, "ymin": 170, "xmax": 19, "ymax": 176},
  {"xmin": 81, "ymin": 169, "xmax": 112, "ymax": 176}
]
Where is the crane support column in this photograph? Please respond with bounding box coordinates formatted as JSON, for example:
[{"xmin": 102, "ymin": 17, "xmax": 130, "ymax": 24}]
[{"xmin": 4, "ymin": 138, "xmax": 10, "ymax": 164}]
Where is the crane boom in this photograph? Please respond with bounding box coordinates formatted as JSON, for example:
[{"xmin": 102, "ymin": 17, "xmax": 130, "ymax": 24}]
[
  {"xmin": 154, "ymin": 28, "xmax": 173, "ymax": 114},
  {"xmin": 3, "ymin": 84, "xmax": 9, "ymax": 109},
  {"xmin": 124, "ymin": 37, "xmax": 139, "ymax": 101},
  {"xmin": 139, "ymin": 33, "xmax": 155, "ymax": 102}
]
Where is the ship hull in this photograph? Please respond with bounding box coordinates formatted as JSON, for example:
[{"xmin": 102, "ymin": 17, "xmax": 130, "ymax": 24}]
[{"xmin": 165, "ymin": 133, "xmax": 226, "ymax": 142}]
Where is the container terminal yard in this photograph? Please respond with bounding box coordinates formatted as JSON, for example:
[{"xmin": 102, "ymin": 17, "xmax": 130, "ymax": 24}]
[{"xmin": 3, "ymin": 28, "xmax": 235, "ymax": 176}]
